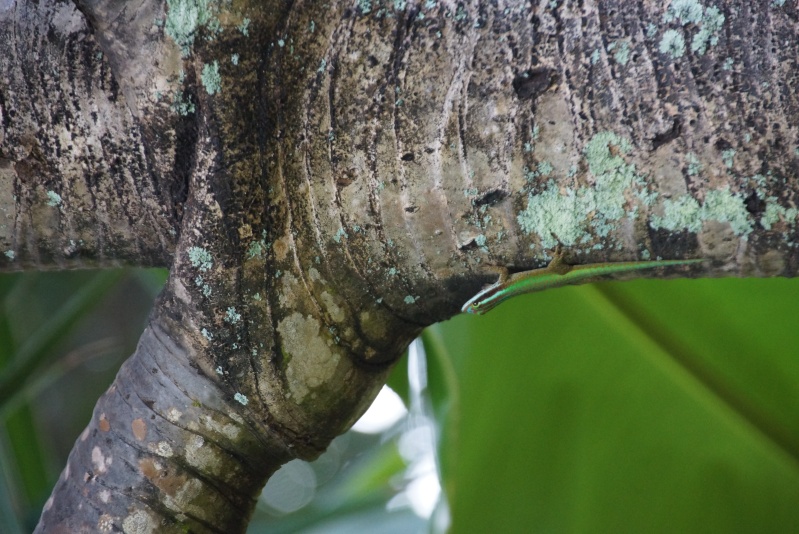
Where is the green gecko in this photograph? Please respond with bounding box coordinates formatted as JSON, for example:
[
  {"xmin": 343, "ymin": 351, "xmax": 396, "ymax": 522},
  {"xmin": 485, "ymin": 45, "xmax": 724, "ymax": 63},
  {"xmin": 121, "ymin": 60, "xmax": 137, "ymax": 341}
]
[{"xmin": 462, "ymin": 251, "xmax": 703, "ymax": 315}]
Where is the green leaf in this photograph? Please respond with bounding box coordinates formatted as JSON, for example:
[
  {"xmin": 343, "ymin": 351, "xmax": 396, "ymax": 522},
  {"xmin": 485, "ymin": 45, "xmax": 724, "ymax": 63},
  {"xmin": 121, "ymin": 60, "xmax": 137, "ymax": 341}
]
[
  {"xmin": 435, "ymin": 278, "xmax": 799, "ymax": 533},
  {"xmin": 386, "ymin": 348, "xmax": 410, "ymax": 407},
  {"xmin": 0, "ymin": 270, "xmax": 125, "ymax": 410}
]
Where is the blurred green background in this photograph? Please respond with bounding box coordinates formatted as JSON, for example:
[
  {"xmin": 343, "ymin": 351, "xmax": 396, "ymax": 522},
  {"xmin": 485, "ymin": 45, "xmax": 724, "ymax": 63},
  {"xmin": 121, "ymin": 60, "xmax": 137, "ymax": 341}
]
[{"xmin": 1, "ymin": 269, "xmax": 799, "ymax": 533}]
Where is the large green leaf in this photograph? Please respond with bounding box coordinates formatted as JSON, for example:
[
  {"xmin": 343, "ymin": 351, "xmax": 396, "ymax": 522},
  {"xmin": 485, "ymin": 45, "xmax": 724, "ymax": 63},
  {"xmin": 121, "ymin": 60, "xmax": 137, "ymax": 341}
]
[{"xmin": 434, "ymin": 278, "xmax": 799, "ymax": 533}]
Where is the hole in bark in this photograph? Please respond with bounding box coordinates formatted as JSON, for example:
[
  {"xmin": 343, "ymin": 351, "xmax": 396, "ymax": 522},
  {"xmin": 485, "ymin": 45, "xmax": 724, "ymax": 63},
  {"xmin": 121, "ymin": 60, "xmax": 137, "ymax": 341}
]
[
  {"xmin": 744, "ymin": 191, "xmax": 765, "ymax": 217},
  {"xmin": 511, "ymin": 68, "xmax": 554, "ymax": 100},
  {"xmin": 474, "ymin": 188, "xmax": 509, "ymax": 207},
  {"xmin": 714, "ymin": 138, "xmax": 732, "ymax": 152},
  {"xmin": 336, "ymin": 170, "xmax": 356, "ymax": 188},
  {"xmin": 652, "ymin": 118, "xmax": 682, "ymax": 150},
  {"xmin": 401, "ymin": 152, "xmax": 415, "ymax": 161}
]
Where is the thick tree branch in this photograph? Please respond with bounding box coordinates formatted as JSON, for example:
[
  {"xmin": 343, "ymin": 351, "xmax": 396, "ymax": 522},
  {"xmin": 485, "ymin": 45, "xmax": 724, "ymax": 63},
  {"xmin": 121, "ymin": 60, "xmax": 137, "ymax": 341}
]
[{"xmin": 2, "ymin": 0, "xmax": 796, "ymax": 532}]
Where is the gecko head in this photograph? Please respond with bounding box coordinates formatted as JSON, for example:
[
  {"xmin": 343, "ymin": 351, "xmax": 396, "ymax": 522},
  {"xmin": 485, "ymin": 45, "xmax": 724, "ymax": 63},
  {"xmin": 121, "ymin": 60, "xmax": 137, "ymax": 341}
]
[{"xmin": 461, "ymin": 298, "xmax": 486, "ymax": 315}]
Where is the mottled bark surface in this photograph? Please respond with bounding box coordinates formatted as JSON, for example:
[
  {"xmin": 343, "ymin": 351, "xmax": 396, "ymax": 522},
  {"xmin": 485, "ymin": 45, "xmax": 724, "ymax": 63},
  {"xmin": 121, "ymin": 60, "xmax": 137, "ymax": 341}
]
[{"xmin": 0, "ymin": 0, "xmax": 797, "ymax": 532}]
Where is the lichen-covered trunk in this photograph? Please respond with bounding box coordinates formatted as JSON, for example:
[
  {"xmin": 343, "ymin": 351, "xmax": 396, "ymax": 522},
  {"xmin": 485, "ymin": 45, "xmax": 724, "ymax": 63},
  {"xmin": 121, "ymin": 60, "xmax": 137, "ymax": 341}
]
[{"xmin": 1, "ymin": 0, "xmax": 797, "ymax": 531}]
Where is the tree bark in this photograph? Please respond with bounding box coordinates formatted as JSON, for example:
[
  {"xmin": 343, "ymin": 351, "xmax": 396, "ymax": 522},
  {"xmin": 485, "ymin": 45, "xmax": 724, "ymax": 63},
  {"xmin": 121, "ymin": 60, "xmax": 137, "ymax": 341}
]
[{"xmin": 0, "ymin": 0, "xmax": 797, "ymax": 531}]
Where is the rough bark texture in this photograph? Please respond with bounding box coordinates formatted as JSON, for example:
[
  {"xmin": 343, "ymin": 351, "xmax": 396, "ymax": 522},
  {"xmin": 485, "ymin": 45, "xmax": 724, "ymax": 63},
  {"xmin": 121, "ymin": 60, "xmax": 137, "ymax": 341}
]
[
  {"xmin": 0, "ymin": 0, "xmax": 796, "ymax": 532},
  {"xmin": 0, "ymin": 0, "xmax": 180, "ymax": 269}
]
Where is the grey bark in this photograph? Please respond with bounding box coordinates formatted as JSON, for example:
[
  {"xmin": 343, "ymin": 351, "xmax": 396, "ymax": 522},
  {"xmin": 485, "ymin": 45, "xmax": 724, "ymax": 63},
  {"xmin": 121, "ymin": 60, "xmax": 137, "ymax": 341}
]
[{"xmin": 0, "ymin": 0, "xmax": 796, "ymax": 532}]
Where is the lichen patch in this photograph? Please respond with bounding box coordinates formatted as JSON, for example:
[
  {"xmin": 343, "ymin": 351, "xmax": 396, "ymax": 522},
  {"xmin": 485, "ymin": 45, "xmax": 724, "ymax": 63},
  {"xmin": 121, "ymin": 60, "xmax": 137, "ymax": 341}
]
[
  {"xmin": 91, "ymin": 446, "xmax": 112, "ymax": 474},
  {"xmin": 307, "ymin": 267, "xmax": 323, "ymax": 282},
  {"xmin": 277, "ymin": 312, "xmax": 341, "ymax": 402},
  {"xmin": 149, "ymin": 441, "xmax": 174, "ymax": 458},
  {"xmin": 97, "ymin": 513, "xmax": 115, "ymax": 533},
  {"xmin": 200, "ymin": 414, "xmax": 241, "ymax": 440},
  {"xmin": 273, "ymin": 235, "xmax": 290, "ymax": 261},
  {"xmin": 163, "ymin": 478, "xmax": 204, "ymax": 517},
  {"xmin": 278, "ymin": 272, "xmax": 300, "ymax": 308},
  {"xmin": 185, "ymin": 434, "xmax": 219, "ymax": 470},
  {"xmin": 320, "ymin": 291, "xmax": 345, "ymax": 322},
  {"xmin": 166, "ymin": 407, "xmax": 183, "ymax": 423},
  {"xmin": 122, "ymin": 509, "xmax": 157, "ymax": 534}
]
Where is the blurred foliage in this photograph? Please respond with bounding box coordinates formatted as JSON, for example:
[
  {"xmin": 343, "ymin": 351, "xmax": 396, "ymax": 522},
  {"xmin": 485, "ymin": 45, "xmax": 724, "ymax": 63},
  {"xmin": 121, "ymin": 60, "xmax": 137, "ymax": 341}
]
[
  {"xmin": 2, "ymin": 269, "xmax": 799, "ymax": 533},
  {"xmin": 432, "ymin": 277, "xmax": 799, "ymax": 533}
]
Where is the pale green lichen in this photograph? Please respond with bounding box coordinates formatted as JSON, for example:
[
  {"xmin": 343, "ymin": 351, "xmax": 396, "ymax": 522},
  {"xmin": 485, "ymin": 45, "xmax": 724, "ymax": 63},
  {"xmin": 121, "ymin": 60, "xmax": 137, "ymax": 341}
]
[
  {"xmin": 516, "ymin": 131, "xmax": 650, "ymax": 249},
  {"xmin": 404, "ymin": 295, "xmax": 419, "ymax": 304},
  {"xmin": 237, "ymin": 17, "xmax": 250, "ymax": 36},
  {"xmin": 686, "ymin": 152, "xmax": 702, "ymax": 175},
  {"xmin": 650, "ymin": 188, "xmax": 753, "ymax": 237},
  {"xmin": 247, "ymin": 239, "xmax": 267, "ymax": 258},
  {"xmin": 538, "ymin": 161, "xmax": 554, "ymax": 176},
  {"xmin": 4, "ymin": 250, "xmax": 14, "ymax": 260},
  {"xmin": 760, "ymin": 200, "xmax": 798, "ymax": 231},
  {"xmin": 517, "ymin": 184, "xmax": 594, "ymax": 249},
  {"xmin": 172, "ymin": 91, "xmax": 195, "ymax": 116},
  {"xmin": 358, "ymin": 0, "xmax": 372, "ymax": 15},
  {"xmin": 722, "ymin": 148, "xmax": 736, "ymax": 168},
  {"xmin": 661, "ymin": 0, "xmax": 724, "ymax": 57},
  {"xmin": 607, "ymin": 40, "xmax": 631, "ymax": 66},
  {"xmin": 224, "ymin": 307, "xmax": 241, "ymax": 324},
  {"xmin": 664, "ymin": 0, "xmax": 704, "ymax": 25},
  {"xmin": 205, "ymin": 17, "xmax": 221, "ymax": 39},
  {"xmin": 584, "ymin": 131, "xmax": 633, "ymax": 175},
  {"xmin": 46, "ymin": 190, "xmax": 62, "ymax": 207},
  {"xmin": 202, "ymin": 328, "xmax": 214, "ymax": 340},
  {"xmin": 692, "ymin": 6, "xmax": 724, "ymax": 55},
  {"xmin": 333, "ymin": 227, "xmax": 348, "ymax": 243},
  {"xmin": 194, "ymin": 275, "xmax": 212, "ymax": 297},
  {"xmin": 231, "ymin": 53, "xmax": 239, "ymax": 65},
  {"xmin": 187, "ymin": 246, "xmax": 213, "ymax": 271},
  {"xmin": 234, "ymin": 392, "xmax": 248, "ymax": 405},
  {"xmin": 201, "ymin": 61, "xmax": 221, "ymax": 95},
  {"xmin": 165, "ymin": 0, "xmax": 214, "ymax": 55},
  {"xmin": 659, "ymin": 29, "xmax": 686, "ymax": 58},
  {"xmin": 754, "ymin": 177, "xmax": 798, "ymax": 231},
  {"xmin": 722, "ymin": 57, "xmax": 734, "ymax": 70},
  {"xmin": 703, "ymin": 188, "xmax": 753, "ymax": 236},
  {"xmin": 650, "ymin": 195, "xmax": 703, "ymax": 233}
]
